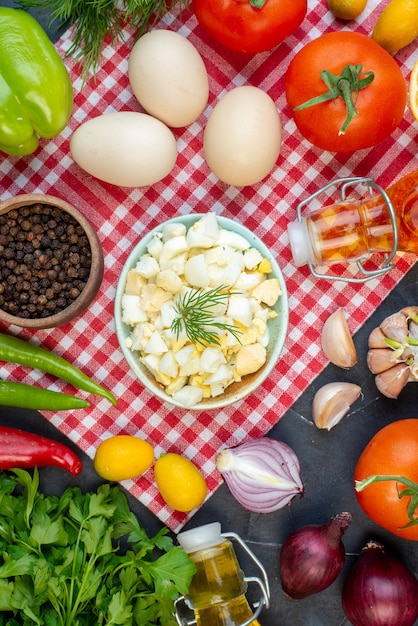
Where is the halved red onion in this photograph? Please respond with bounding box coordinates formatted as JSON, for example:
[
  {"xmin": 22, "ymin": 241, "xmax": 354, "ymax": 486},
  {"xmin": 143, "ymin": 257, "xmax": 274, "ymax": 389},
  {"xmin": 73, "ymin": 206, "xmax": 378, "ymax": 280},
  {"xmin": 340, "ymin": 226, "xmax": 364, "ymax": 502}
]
[{"xmin": 215, "ymin": 437, "xmax": 303, "ymax": 513}]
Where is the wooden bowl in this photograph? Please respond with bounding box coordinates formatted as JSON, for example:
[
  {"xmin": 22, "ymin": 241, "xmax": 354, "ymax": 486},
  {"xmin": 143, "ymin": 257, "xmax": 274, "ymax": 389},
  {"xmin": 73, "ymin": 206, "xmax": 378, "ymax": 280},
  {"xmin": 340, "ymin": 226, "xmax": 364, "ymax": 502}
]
[{"xmin": 0, "ymin": 193, "xmax": 104, "ymax": 329}]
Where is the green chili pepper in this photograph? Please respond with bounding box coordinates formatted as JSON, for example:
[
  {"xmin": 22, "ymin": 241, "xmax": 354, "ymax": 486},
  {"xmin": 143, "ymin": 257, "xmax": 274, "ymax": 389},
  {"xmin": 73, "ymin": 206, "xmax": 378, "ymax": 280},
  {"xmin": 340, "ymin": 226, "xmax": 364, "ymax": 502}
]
[
  {"xmin": 0, "ymin": 333, "xmax": 117, "ymax": 406},
  {"xmin": 0, "ymin": 381, "xmax": 89, "ymax": 410},
  {"xmin": 0, "ymin": 7, "xmax": 73, "ymax": 156}
]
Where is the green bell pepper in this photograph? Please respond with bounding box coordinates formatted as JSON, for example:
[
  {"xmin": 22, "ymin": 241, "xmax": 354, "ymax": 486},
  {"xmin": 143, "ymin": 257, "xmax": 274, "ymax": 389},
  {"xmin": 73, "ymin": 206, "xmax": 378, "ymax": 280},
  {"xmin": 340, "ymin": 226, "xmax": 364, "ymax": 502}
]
[{"xmin": 0, "ymin": 7, "xmax": 73, "ymax": 156}]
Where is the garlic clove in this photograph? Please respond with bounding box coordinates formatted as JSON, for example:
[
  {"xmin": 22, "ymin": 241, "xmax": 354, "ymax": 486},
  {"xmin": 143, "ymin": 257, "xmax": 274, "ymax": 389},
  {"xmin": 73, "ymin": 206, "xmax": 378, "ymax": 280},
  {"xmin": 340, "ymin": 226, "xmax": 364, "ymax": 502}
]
[
  {"xmin": 366, "ymin": 348, "xmax": 401, "ymax": 374},
  {"xmin": 312, "ymin": 382, "xmax": 362, "ymax": 430},
  {"xmin": 380, "ymin": 311, "xmax": 409, "ymax": 343},
  {"xmin": 401, "ymin": 305, "xmax": 418, "ymax": 321},
  {"xmin": 321, "ymin": 308, "xmax": 357, "ymax": 369},
  {"xmin": 408, "ymin": 367, "xmax": 418, "ymax": 381},
  {"xmin": 368, "ymin": 307, "xmax": 418, "ymax": 399},
  {"xmin": 408, "ymin": 319, "xmax": 418, "ymax": 340},
  {"xmin": 368, "ymin": 327, "xmax": 388, "ymax": 349},
  {"xmin": 375, "ymin": 362, "xmax": 410, "ymax": 399}
]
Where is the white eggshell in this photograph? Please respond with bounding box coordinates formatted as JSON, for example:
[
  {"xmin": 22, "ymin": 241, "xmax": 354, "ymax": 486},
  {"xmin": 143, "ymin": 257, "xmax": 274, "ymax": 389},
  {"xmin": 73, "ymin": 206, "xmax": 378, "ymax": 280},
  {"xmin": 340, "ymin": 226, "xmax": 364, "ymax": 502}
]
[
  {"xmin": 70, "ymin": 111, "xmax": 177, "ymax": 187},
  {"xmin": 128, "ymin": 29, "xmax": 209, "ymax": 128},
  {"xmin": 203, "ymin": 86, "xmax": 282, "ymax": 186}
]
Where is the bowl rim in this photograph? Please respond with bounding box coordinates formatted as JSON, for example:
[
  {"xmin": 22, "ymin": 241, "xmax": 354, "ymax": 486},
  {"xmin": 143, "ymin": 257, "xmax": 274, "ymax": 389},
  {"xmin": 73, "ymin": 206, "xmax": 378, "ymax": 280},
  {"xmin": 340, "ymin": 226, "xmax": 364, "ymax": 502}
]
[
  {"xmin": 114, "ymin": 213, "xmax": 289, "ymax": 410},
  {"xmin": 0, "ymin": 193, "xmax": 104, "ymax": 329}
]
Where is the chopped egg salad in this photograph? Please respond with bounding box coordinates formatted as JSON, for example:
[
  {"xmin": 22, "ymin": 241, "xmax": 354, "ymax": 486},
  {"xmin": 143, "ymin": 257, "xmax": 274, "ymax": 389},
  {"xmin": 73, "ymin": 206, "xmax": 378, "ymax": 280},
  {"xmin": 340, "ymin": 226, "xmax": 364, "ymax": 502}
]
[{"xmin": 121, "ymin": 213, "xmax": 282, "ymax": 408}]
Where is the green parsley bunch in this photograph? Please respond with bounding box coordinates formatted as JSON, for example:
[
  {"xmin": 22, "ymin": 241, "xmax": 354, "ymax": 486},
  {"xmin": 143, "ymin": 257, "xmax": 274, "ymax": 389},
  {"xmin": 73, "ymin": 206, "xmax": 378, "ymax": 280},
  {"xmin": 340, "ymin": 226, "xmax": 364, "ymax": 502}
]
[{"xmin": 0, "ymin": 469, "xmax": 195, "ymax": 625}]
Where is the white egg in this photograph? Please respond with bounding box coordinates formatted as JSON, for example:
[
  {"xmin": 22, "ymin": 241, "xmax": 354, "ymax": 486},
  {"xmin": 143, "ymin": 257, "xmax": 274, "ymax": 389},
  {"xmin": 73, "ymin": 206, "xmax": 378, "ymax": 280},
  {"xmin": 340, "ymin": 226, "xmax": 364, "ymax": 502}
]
[
  {"xmin": 184, "ymin": 254, "xmax": 210, "ymax": 287},
  {"xmin": 128, "ymin": 29, "xmax": 209, "ymax": 128},
  {"xmin": 203, "ymin": 86, "xmax": 282, "ymax": 186},
  {"xmin": 70, "ymin": 111, "xmax": 177, "ymax": 187}
]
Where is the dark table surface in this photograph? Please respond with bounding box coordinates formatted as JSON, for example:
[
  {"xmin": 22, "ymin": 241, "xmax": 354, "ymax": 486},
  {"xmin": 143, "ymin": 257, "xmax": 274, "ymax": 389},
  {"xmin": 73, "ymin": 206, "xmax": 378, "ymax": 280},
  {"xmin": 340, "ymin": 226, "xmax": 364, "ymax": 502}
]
[{"xmin": 1, "ymin": 2, "xmax": 418, "ymax": 624}]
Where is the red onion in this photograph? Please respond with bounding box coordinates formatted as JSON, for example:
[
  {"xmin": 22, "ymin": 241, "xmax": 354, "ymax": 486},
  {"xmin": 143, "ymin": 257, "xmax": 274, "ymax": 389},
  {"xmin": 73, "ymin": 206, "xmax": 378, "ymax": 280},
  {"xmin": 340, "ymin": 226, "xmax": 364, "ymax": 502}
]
[
  {"xmin": 215, "ymin": 437, "xmax": 303, "ymax": 513},
  {"xmin": 280, "ymin": 511, "xmax": 352, "ymax": 599},
  {"xmin": 342, "ymin": 540, "xmax": 418, "ymax": 626}
]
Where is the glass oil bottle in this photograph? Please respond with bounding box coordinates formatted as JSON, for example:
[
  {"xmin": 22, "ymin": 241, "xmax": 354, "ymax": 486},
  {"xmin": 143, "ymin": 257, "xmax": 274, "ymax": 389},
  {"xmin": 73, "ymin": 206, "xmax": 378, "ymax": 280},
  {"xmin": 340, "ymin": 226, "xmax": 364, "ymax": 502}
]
[
  {"xmin": 175, "ymin": 522, "xmax": 270, "ymax": 626},
  {"xmin": 287, "ymin": 168, "xmax": 418, "ymax": 282}
]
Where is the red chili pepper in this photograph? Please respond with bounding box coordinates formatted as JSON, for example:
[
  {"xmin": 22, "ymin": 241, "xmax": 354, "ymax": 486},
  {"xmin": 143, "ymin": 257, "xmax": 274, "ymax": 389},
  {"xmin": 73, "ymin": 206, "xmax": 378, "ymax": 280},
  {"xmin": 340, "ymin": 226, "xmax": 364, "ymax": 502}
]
[{"xmin": 0, "ymin": 426, "xmax": 82, "ymax": 476}]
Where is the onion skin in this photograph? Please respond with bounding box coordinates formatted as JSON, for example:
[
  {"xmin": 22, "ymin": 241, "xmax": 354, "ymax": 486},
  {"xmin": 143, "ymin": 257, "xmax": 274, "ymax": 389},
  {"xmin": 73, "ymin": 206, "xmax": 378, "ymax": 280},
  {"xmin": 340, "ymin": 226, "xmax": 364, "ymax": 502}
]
[
  {"xmin": 280, "ymin": 511, "xmax": 352, "ymax": 600},
  {"xmin": 342, "ymin": 541, "xmax": 418, "ymax": 626},
  {"xmin": 215, "ymin": 437, "xmax": 303, "ymax": 514}
]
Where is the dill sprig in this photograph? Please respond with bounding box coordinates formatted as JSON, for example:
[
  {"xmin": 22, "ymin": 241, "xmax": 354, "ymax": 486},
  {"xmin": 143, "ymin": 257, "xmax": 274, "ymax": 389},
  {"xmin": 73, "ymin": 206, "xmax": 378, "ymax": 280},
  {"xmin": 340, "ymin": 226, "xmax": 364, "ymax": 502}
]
[
  {"xmin": 18, "ymin": 0, "xmax": 189, "ymax": 81},
  {"xmin": 171, "ymin": 286, "xmax": 242, "ymax": 347}
]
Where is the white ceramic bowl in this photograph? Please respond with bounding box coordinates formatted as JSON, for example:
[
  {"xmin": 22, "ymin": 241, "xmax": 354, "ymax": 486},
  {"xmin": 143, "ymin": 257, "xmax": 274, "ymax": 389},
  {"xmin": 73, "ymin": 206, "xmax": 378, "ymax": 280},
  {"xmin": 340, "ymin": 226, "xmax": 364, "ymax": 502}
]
[{"xmin": 114, "ymin": 214, "xmax": 288, "ymax": 410}]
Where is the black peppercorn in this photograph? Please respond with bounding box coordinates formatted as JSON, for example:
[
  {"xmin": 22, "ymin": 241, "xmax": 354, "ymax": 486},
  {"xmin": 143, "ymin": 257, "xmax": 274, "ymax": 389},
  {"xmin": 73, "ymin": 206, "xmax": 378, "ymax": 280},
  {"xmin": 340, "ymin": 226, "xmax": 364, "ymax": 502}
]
[{"xmin": 0, "ymin": 203, "xmax": 92, "ymax": 319}]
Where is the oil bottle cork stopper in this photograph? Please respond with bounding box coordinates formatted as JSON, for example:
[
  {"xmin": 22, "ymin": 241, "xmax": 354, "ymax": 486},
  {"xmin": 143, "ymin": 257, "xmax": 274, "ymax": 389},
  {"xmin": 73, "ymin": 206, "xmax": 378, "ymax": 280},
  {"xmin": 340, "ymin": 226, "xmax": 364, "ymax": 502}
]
[
  {"xmin": 287, "ymin": 220, "xmax": 316, "ymax": 267},
  {"xmin": 177, "ymin": 522, "xmax": 223, "ymax": 553}
]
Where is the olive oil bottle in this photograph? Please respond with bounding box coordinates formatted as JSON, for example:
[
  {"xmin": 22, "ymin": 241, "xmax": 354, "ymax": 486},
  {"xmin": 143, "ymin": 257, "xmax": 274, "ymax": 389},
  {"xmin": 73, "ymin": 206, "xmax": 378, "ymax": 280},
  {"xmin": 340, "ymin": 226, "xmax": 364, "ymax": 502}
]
[
  {"xmin": 287, "ymin": 169, "xmax": 418, "ymax": 281},
  {"xmin": 177, "ymin": 522, "xmax": 264, "ymax": 626}
]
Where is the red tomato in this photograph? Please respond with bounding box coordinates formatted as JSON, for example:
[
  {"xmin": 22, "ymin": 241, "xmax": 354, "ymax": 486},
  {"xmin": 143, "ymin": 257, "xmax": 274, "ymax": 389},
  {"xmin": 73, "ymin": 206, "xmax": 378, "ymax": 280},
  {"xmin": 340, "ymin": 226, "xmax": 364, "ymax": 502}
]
[
  {"xmin": 354, "ymin": 419, "xmax": 418, "ymax": 541},
  {"xmin": 285, "ymin": 31, "xmax": 407, "ymax": 152},
  {"xmin": 192, "ymin": 0, "xmax": 307, "ymax": 54}
]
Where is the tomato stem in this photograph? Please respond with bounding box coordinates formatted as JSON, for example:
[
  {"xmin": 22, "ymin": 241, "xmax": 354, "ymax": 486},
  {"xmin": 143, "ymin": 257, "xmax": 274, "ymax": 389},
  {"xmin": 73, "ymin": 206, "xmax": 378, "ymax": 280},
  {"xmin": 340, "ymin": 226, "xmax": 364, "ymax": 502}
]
[
  {"xmin": 249, "ymin": 0, "xmax": 268, "ymax": 7},
  {"xmin": 355, "ymin": 474, "xmax": 418, "ymax": 528},
  {"xmin": 293, "ymin": 64, "xmax": 374, "ymax": 135}
]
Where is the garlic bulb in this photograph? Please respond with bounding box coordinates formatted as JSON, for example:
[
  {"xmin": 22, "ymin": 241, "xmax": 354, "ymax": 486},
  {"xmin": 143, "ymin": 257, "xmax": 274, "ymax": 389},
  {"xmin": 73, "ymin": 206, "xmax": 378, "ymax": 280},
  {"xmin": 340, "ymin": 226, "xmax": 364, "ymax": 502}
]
[
  {"xmin": 367, "ymin": 306, "xmax": 418, "ymax": 399},
  {"xmin": 321, "ymin": 308, "xmax": 357, "ymax": 369},
  {"xmin": 312, "ymin": 382, "xmax": 362, "ymax": 430}
]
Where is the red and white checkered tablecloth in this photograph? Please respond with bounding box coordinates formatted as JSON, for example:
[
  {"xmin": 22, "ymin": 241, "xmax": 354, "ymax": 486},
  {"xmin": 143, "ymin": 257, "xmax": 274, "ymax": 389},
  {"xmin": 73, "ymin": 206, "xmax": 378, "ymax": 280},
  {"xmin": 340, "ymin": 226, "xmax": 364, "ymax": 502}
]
[{"xmin": 0, "ymin": 0, "xmax": 417, "ymax": 531}]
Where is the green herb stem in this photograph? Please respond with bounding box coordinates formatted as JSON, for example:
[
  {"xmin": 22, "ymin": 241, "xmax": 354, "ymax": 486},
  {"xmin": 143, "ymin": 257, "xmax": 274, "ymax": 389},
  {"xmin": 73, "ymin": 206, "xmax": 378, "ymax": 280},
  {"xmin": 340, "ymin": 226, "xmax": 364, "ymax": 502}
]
[
  {"xmin": 19, "ymin": 0, "xmax": 190, "ymax": 81},
  {"xmin": 171, "ymin": 285, "xmax": 242, "ymax": 347}
]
